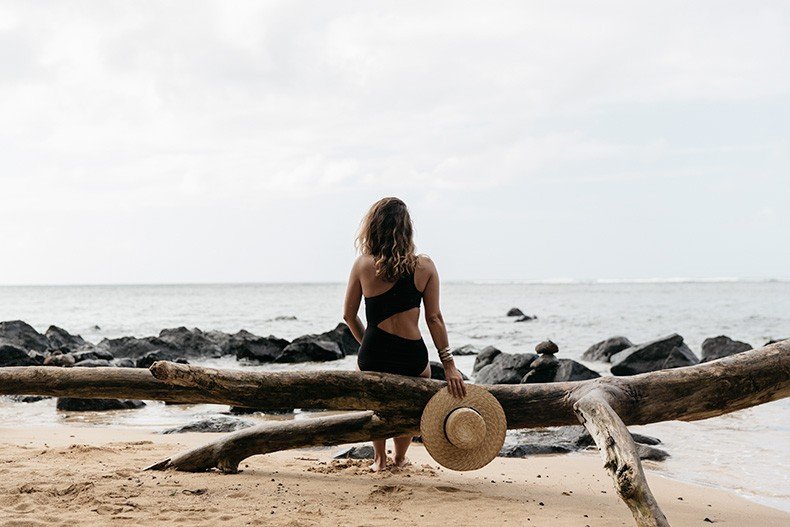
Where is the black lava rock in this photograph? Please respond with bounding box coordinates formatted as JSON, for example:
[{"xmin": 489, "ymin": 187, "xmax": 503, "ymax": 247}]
[
  {"xmin": 451, "ymin": 344, "xmax": 479, "ymax": 355},
  {"xmin": 72, "ymin": 348, "xmax": 114, "ymax": 363},
  {"xmin": 582, "ymin": 336, "xmax": 634, "ymax": 363},
  {"xmin": 0, "ymin": 344, "xmax": 38, "ymax": 367},
  {"xmin": 275, "ymin": 335, "xmax": 343, "ymax": 363},
  {"xmin": 44, "ymin": 325, "xmax": 87, "ymax": 351},
  {"xmin": 499, "ymin": 426, "xmax": 666, "ymax": 460},
  {"xmin": 96, "ymin": 336, "xmax": 182, "ymax": 360},
  {"xmin": 43, "ymin": 352, "xmax": 76, "ymax": 367},
  {"xmin": 700, "ymin": 336, "xmax": 753, "ymax": 362},
  {"xmin": 230, "ymin": 330, "xmax": 290, "ymax": 362},
  {"xmin": 162, "ymin": 415, "xmax": 255, "ymax": 434},
  {"xmin": 472, "ymin": 346, "xmax": 503, "ymax": 374},
  {"xmin": 56, "ymin": 398, "xmax": 146, "ymax": 411},
  {"xmin": 321, "ymin": 323, "xmax": 360, "ymax": 355},
  {"xmin": 112, "ymin": 358, "xmax": 137, "ymax": 368},
  {"xmin": 135, "ymin": 351, "xmax": 189, "ymax": 369},
  {"xmin": 610, "ymin": 334, "xmax": 699, "ymax": 376},
  {"xmin": 521, "ymin": 354, "xmax": 559, "ymax": 383},
  {"xmin": 333, "ymin": 445, "xmax": 374, "ymax": 459},
  {"xmin": 474, "ymin": 352, "xmax": 538, "ymax": 384},
  {"xmin": 74, "ymin": 359, "xmax": 113, "ymax": 368},
  {"xmin": 8, "ymin": 395, "xmax": 50, "ymax": 403},
  {"xmin": 552, "ymin": 359, "xmax": 601, "ymax": 382},
  {"xmin": 0, "ymin": 321, "xmax": 50, "ymax": 352},
  {"xmin": 158, "ymin": 327, "xmax": 225, "ymax": 358}
]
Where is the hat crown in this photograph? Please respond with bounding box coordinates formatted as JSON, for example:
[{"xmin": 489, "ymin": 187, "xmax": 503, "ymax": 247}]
[{"xmin": 445, "ymin": 407, "xmax": 486, "ymax": 449}]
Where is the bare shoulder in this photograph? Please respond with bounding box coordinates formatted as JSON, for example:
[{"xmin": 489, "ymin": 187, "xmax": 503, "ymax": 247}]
[
  {"xmin": 415, "ymin": 254, "xmax": 437, "ymax": 291},
  {"xmin": 353, "ymin": 254, "xmax": 374, "ymax": 269},
  {"xmin": 352, "ymin": 254, "xmax": 376, "ymax": 279},
  {"xmin": 416, "ymin": 253, "xmax": 437, "ymax": 273}
]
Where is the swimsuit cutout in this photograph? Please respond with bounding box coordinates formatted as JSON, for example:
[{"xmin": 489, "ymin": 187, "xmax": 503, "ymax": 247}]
[{"xmin": 357, "ymin": 272, "xmax": 429, "ymax": 377}]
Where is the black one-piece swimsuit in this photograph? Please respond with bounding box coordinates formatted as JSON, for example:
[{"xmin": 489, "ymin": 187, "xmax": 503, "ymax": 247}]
[{"xmin": 357, "ymin": 272, "xmax": 429, "ymax": 377}]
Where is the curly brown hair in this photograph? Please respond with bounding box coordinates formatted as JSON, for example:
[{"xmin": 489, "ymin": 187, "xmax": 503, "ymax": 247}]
[{"xmin": 355, "ymin": 197, "xmax": 418, "ymax": 282}]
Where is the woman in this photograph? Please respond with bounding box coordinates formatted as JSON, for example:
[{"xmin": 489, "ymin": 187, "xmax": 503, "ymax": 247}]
[{"xmin": 343, "ymin": 197, "xmax": 467, "ymax": 472}]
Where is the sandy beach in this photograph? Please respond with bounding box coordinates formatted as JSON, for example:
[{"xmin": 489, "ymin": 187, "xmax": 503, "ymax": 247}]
[{"xmin": 0, "ymin": 425, "xmax": 786, "ymax": 527}]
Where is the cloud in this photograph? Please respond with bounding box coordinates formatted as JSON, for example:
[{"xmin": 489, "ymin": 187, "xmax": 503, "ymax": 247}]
[{"xmin": 0, "ymin": 1, "xmax": 788, "ymax": 282}]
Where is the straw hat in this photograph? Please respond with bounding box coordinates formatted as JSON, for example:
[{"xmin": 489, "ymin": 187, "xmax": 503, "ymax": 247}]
[{"xmin": 419, "ymin": 384, "xmax": 507, "ymax": 471}]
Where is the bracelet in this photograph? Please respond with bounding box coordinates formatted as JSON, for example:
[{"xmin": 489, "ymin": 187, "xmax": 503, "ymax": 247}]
[{"xmin": 437, "ymin": 346, "xmax": 453, "ymax": 363}]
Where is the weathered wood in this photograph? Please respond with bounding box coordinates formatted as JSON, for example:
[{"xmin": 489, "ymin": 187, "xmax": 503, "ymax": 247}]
[
  {"xmin": 1, "ymin": 341, "xmax": 787, "ymax": 429},
  {"xmin": 1, "ymin": 341, "xmax": 787, "ymax": 527},
  {"xmin": 575, "ymin": 390, "xmax": 670, "ymax": 527},
  {"xmin": 146, "ymin": 341, "xmax": 789, "ymax": 427},
  {"xmin": 145, "ymin": 410, "xmax": 416, "ymax": 473},
  {"xmin": 0, "ymin": 366, "xmax": 216, "ymax": 403}
]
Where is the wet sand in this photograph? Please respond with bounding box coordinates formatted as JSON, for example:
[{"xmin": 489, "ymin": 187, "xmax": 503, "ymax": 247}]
[{"xmin": 0, "ymin": 425, "xmax": 787, "ymax": 527}]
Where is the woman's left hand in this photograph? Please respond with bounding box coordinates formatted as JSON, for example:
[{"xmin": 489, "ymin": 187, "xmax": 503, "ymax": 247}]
[{"xmin": 444, "ymin": 365, "xmax": 467, "ymax": 398}]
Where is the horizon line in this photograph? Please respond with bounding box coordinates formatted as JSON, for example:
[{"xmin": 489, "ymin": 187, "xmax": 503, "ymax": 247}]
[{"xmin": 1, "ymin": 277, "xmax": 788, "ymax": 288}]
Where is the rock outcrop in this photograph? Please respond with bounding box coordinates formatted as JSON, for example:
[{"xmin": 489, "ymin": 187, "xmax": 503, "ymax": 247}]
[
  {"xmin": 474, "ymin": 351, "xmax": 537, "ymax": 384},
  {"xmin": 135, "ymin": 351, "xmax": 189, "ymax": 369},
  {"xmin": 229, "ymin": 330, "xmax": 289, "ymax": 362},
  {"xmin": 162, "ymin": 416, "xmax": 255, "ymax": 434},
  {"xmin": 0, "ymin": 320, "xmax": 50, "ymax": 352},
  {"xmin": 521, "ymin": 341, "xmax": 601, "ymax": 383},
  {"xmin": 499, "ymin": 426, "xmax": 666, "ymax": 460},
  {"xmin": 700, "ymin": 336, "xmax": 753, "ymax": 362},
  {"xmin": 44, "ymin": 325, "xmax": 87, "ymax": 351},
  {"xmin": 582, "ymin": 336, "xmax": 634, "ymax": 362},
  {"xmin": 71, "ymin": 348, "xmax": 114, "ymax": 363},
  {"xmin": 451, "ymin": 344, "xmax": 479, "ymax": 355},
  {"xmin": 319, "ymin": 323, "xmax": 360, "ymax": 356},
  {"xmin": 0, "ymin": 344, "xmax": 38, "ymax": 367},
  {"xmin": 158, "ymin": 327, "xmax": 224, "ymax": 359},
  {"xmin": 610, "ymin": 334, "xmax": 699, "ymax": 376},
  {"xmin": 43, "ymin": 352, "xmax": 76, "ymax": 367},
  {"xmin": 275, "ymin": 338, "xmax": 343, "ymax": 363},
  {"xmin": 552, "ymin": 359, "xmax": 601, "ymax": 382},
  {"xmin": 95, "ymin": 336, "xmax": 182, "ymax": 359},
  {"xmin": 334, "ymin": 445, "xmax": 374, "ymax": 459},
  {"xmin": 56, "ymin": 398, "xmax": 146, "ymax": 411},
  {"xmin": 472, "ymin": 346, "xmax": 504, "ymax": 374}
]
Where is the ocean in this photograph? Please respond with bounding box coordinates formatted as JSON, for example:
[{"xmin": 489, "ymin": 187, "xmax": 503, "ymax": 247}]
[{"xmin": 0, "ymin": 280, "xmax": 788, "ymax": 510}]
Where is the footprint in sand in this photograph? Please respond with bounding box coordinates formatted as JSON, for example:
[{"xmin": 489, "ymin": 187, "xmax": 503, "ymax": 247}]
[{"xmin": 368, "ymin": 484, "xmax": 412, "ymax": 498}]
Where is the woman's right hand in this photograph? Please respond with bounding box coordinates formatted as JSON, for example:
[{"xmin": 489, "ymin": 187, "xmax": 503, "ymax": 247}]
[{"xmin": 444, "ymin": 364, "xmax": 467, "ymax": 398}]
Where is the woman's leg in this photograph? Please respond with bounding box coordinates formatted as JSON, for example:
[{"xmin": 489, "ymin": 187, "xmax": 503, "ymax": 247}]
[
  {"xmin": 357, "ymin": 360, "xmax": 389, "ymax": 472},
  {"xmin": 393, "ymin": 362, "xmax": 431, "ymax": 467},
  {"xmin": 371, "ymin": 438, "xmax": 387, "ymax": 472}
]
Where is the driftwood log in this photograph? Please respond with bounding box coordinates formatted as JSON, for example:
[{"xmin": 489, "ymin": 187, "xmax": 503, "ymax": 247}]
[{"xmin": 1, "ymin": 340, "xmax": 788, "ymax": 527}]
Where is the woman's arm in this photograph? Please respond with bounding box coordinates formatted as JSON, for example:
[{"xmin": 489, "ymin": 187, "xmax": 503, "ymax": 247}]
[
  {"xmin": 343, "ymin": 257, "xmax": 366, "ymax": 344},
  {"xmin": 422, "ymin": 257, "xmax": 466, "ymax": 398}
]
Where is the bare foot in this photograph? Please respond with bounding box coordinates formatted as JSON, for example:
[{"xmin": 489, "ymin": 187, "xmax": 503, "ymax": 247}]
[
  {"xmin": 370, "ymin": 457, "xmax": 387, "ymax": 472},
  {"xmin": 393, "ymin": 457, "xmax": 411, "ymax": 468}
]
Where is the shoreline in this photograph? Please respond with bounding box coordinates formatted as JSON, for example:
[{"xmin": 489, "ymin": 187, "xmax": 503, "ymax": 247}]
[{"xmin": 1, "ymin": 425, "xmax": 787, "ymax": 526}]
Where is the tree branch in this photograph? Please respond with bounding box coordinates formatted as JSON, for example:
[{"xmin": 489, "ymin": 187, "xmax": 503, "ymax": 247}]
[
  {"xmin": 574, "ymin": 390, "xmax": 670, "ymax": 527},
  {"xmin": 145, "ymin": 410, "xmax": 416, "ymax": 473}
]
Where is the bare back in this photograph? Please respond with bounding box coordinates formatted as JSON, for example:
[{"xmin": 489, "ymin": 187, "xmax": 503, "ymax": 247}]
[{"xmin": 356, "ymin": 255, "xmax": 431, "ymax": 340}]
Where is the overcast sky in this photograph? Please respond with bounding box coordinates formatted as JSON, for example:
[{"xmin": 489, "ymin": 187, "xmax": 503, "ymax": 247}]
[{"xmin": 1, "ymin": 1, "xmax": 788, "ymax": 285}]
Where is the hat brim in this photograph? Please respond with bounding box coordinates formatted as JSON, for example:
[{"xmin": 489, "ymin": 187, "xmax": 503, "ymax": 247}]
[{"xmin": 419, "ymin": 384, "xmax": 507, "ymax": 471}]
